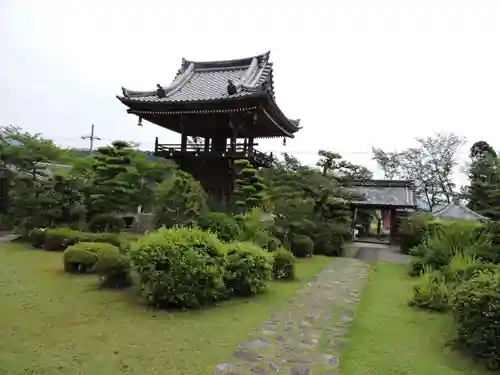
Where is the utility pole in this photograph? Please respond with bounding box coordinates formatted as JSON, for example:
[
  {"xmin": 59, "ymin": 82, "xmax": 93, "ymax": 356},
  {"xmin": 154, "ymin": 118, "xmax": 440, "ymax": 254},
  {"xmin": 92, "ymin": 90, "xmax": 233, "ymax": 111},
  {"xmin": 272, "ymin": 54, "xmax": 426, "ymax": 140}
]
[{"xmin": 81, "ymin": 124, "xmax": 101, "ymax": 156}]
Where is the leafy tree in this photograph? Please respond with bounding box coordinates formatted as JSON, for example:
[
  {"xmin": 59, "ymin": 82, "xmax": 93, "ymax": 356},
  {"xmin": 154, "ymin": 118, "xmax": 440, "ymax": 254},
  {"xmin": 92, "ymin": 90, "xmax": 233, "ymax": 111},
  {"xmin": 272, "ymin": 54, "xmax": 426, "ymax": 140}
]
[
  {"xmin": 372, "ymin": 133, "xmax": 466, "ymax": 210},
  {"xmin": 262, "ymin": 153, "xmax": 352, "ymax": 254},
  {"xmin": 155, "ymin": 169, "xmax": 207, "ymax": 227},
  {"xmin": 469, "ymin": 140, "xmax": 497, "ymax": 160},
  {"xmin": 317, "ymin": 150, "xmax": 373, "ymax": 180}
]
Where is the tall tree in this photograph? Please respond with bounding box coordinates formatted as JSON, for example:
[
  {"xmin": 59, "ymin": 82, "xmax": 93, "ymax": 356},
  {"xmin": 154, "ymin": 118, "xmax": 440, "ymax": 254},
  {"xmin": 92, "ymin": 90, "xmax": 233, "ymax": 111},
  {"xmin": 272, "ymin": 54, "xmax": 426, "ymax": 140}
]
[
  {"xmin": 467, "ymin": 140, "xmax": 500, "ymax": 219},
  {"xmin": 372, "ymin": 133, "xmax": 466, "ymax": 210}
]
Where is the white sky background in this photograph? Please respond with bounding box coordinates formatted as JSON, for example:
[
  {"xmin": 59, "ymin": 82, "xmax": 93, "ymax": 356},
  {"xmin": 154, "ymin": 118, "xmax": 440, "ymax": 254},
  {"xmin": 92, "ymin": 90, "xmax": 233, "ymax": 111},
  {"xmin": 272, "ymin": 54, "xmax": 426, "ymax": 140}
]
[{"xmin": 2, "ymin": 0, "xmax": 500, "ymax": 187}]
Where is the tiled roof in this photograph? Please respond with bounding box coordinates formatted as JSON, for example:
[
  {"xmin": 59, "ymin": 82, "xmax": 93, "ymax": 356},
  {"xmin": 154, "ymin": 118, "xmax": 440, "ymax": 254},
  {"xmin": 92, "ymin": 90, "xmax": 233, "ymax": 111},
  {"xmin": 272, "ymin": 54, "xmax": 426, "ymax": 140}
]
[
  {"xmin": 433, "ymin": 203, "xmax": 489, "ymax": 221},
  {"xmin": 343, "ymin": 180, "xmax": 416, "ymax": 207},
  {"xmin": 118, "ymin": 52, "xmax": 275, "ymax": 104}
]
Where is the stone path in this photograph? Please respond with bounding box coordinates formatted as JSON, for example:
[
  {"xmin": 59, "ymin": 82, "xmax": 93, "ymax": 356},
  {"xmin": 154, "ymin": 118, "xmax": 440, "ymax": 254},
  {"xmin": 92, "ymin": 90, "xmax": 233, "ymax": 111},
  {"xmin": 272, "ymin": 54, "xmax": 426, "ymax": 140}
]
[
  {"xmin": 351, "ymin": 242, "xmax": 411, "ymax": 265},
  {"xmin": 213, "ymin": 258, "xmax": 370, "ymax": 375}
]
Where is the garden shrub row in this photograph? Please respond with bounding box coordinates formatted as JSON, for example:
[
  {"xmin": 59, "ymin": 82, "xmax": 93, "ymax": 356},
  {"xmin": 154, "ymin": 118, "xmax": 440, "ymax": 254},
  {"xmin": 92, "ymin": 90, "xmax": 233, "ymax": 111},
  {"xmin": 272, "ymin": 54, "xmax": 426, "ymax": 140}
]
[
  {"xmin": 406, "ymin": 219, "xmax": 500, "ymax": 369},
  {"xmin": 129, "ymin": 227, "xmax": 296, "ymax": 309},
  {"xmin": 198, "ymin": 209, "xmax": 348, "ymax": 259},
  {"xmin": 28, "ymin": 227, "xmax": 138, "ymax": 252}
]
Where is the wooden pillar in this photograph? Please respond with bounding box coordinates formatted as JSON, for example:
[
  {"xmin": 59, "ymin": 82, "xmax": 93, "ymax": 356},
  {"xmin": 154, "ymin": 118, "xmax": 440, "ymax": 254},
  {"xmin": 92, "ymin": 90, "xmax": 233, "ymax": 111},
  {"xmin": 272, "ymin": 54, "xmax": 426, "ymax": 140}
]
[
  {"xmin": 154, "ymin": 137, "xmax": 159, "ymax": 153},
  {"xmin": 390, "ymin": 208, "xmax": 397, "ymax": 243},
  {"xmin": 229, "ymin": 117, "xmax": 236, "ymax": 154},
  {"xmin": 181, "ymin": 133, "xmax": 187, "ymax": 152},
  {"xmin": 204, "ymin": 137, "xmax": 210, "ymax": 152},
  {"xmin": 351, "ymin": 207, "xmax": 358, "ymax": 241},
  {"xmin": 248, "ymin": 137, "xmax": 254, "ymax": 153}
]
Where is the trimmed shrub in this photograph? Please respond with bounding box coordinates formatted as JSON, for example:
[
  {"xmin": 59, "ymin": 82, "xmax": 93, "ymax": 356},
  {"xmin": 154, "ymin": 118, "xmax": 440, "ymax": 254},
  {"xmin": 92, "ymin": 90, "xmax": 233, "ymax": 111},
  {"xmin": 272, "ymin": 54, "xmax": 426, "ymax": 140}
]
[
  {"xmin": 450, "ymin": 271, "xmax": 500, "ymax": 369},
  {"xmin": 28, "ymin": 228, "xmax": 47, "ymax": 248},
  {"xmin": 225, "ymin": 241, "xmax": 272, "ymax": 296},
  {"xmin": 311, "ymin": 223, "xmax": 349, "ymax": 257},
  {"xmin": 197, "ymin": 212, "xmax": 240, "ymax": 242},
  {"xmin": 88, "ymin": 214, "xmax": 125, "ymax": 233},
  {"xmin": 93, "ymin": 248, "xmax": 132, "ymax": 288},
  {"xmin": 130, "ymin": 227, "xmax": 227, "ymax": 309},
  {"xmin": 409, "ymin": 271, "xmax": 450, "ymax": 312},
  {"xmin": 272, "ymin": 248, "xmax": 295, "ymax": 280},
  {"xmin": 44, "ymin": 227, "xmax": 80, "ymax": 251},
  {"xmin": 63, "ymin": 242, "xmax": 119, "ymax": 273},
  {"xmin": 43, "ymin": 228, "xmax": 132, "ymax": 251},
  {"xmin": 290, "ymin": 234, "xmax": 314, "ymax": 258}
]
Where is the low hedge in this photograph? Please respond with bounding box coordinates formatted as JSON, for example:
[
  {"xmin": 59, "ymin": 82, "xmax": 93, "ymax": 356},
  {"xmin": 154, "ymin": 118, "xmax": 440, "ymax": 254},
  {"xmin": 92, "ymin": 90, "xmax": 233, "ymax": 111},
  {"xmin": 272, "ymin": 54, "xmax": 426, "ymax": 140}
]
[
  {"xmin": 63, "ymin": 242, "xmax": 120, "ymax": 274},
  {"xmin": 41, "ymin": 227, "xmax": 138, "ymax": 251}
]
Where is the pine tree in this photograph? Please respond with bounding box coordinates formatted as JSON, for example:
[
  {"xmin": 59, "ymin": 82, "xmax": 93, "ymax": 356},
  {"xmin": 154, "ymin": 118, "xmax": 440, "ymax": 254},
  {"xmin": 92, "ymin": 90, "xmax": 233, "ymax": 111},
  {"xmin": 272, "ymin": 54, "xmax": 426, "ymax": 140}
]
[{"xmin": 467, "ymin": 141, "xmax": 500, "ymax": 220}]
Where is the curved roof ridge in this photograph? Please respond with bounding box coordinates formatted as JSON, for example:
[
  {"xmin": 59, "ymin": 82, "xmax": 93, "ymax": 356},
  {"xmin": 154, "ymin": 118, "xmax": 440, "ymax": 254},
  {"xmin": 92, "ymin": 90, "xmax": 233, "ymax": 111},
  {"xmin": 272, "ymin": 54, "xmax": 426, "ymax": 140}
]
[
  {"xmin": 122, "ymin": 62, "xmax": 194, "ymax": 98},
  {"xmin": 183, "ymin": 51, "xmax": 270, "ymax": 70}
]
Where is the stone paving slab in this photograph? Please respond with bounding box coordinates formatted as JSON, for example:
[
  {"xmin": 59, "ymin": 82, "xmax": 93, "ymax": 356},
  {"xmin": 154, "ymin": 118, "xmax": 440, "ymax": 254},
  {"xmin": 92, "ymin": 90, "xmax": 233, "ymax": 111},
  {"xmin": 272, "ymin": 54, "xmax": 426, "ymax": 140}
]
[
  {"xmin": 351, "ymin": 242, "xmax": 411, "ymax": 264},
  {"xmin": 212, "ymin": 258, "xmax": 370, "ymax": 375}
]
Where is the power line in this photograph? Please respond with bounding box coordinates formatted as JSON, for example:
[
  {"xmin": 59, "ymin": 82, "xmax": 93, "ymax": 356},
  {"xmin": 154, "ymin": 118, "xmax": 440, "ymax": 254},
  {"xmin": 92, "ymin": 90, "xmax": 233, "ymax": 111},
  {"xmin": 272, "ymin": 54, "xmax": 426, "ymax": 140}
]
[{"xmin": 80, "ymin": 124, "xmax": 101, "ymax": 156}]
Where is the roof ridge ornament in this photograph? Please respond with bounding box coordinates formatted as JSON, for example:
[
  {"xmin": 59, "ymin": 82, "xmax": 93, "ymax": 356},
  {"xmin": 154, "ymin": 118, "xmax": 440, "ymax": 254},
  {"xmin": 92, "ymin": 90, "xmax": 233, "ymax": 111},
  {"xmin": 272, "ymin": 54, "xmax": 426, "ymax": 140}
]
[
  {"xmin": 227, "ymin": 79, "xmax": 237, "ymax": 95},
  {"xmin": 157, "ymin": 84, "xmax": 166, "ymax": 98}
]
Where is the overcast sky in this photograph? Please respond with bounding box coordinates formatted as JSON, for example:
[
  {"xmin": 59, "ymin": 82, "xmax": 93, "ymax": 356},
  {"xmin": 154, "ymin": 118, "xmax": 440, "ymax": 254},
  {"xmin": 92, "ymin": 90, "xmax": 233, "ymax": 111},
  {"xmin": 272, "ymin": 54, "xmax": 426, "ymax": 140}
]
[{"xmin": 2, "ymin": 0, "xmax": 500, "ymax": 185}]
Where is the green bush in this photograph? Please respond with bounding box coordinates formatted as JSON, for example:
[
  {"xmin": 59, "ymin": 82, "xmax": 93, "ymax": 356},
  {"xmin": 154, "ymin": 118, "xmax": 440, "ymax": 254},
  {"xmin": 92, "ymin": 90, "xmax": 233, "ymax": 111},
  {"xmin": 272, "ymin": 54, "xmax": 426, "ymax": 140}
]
[
  {"xmin": 63, "ymin": 242, "xmax": 119, "ymax": 273},
  {"xmin": 409, "ymin": 271, "xmax": 450, "ymax": 312},
  {"xmin": 311, "ymin": 223, "xmax": 349, "ymax": 257},
  {"xmin": 93, "ymin": 247, "xmax": 132, "ymax": 288},
  {"xmin": 44, "ymin": 227, "xmax": 80, "ymax": 251},
  {"xmin": 408, "ymin": 258, "xmax": 425, "ymax": 277},
  {"xmin": 88, "ymin": 214, "xmax": 125, "ymax": 233},
  {"xmin": 441, "ymin": 251, "xmax": 479, "ymax": 283},
  {"xmin": 28, "ymin": 228, "xmax": 47, "ymax": 248},
  {"xmin": 272, "ymin": 248, "xmax": 295, "ymax": 280},
  {"xmin": 450, "ymin": 271, "xmax": 500, "ymax": 369},
  {"xmin": 197, "ymin": 212, "xmax": 240, "ymax": 242},
  {"xmin": 225, "ymin": 241, "xmax": 271, "ymax": 296},
  {"xmin": 129, "ymin": 227, "xmax": 227, "ymax": 309},
  {"xmin": 398, "ymin": 213, "xmax": 432, "ymax": 254},
  {"xmin": 250, "ymin": 229, "xmax": 282, "ymax": 252},
  {"xmin": 43, "ymin": 228, "xmax": 131, "ymax": 251},
  {"xmin": 410, "ymin": 223, "xmax": 491, "ymax": 272},
  {"xmin": 460, "ymin": 262, "xmax": 498, "ymax": 281},
  {"xmin": 290, "ymin": 234, "xmax": 314, "ymax": 258}
]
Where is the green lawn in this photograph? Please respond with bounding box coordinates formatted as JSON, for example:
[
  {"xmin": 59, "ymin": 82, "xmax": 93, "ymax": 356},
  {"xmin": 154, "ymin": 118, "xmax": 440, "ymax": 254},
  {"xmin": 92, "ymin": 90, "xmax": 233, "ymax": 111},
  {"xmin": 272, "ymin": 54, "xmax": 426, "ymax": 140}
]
[
  {"xmin": 341, "ymin": 262, "xmax": 491, "ymax": 375},
  {"xmin": 0, "ymin": 243, "xmax": 331, "ymax": 375}
]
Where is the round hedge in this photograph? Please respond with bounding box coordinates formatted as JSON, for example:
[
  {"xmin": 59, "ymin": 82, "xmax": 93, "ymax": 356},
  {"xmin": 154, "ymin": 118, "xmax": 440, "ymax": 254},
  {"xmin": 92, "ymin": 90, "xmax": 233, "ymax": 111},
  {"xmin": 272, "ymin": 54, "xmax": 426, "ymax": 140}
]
[
  {"xmin": 225, "ymin": 241, "xmax": 271, "ymax": 296},
  {"xmin": 290, "ymin": 234, "xmax": 314, "ymax": 258},
  {"xmin": 93, "ymin": 247, "xmax": 132, "ymax": 288},
  {"xmin": 63, "ymin": 242, "xmax": 119, "ymax": 274},
  {"xmin": 130, "ymin": 227, "xmax": 227, "ymax": 309}
]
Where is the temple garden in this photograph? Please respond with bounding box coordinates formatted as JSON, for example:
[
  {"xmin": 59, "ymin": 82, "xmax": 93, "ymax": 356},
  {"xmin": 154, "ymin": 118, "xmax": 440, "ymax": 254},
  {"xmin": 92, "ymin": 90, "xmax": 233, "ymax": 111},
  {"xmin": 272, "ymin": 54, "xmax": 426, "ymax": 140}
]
[{"xmin": 1, "ymin": 51, "xmax": 500, "ymax": 374}]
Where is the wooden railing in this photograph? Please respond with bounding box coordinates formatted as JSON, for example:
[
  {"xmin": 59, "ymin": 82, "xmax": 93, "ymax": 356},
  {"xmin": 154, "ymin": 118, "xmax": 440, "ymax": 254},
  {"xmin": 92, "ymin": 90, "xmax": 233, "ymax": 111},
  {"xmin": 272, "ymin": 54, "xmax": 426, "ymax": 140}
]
[{"xmin": 154, "ymin": 142, "xmax": 273, "ymax": 166}]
